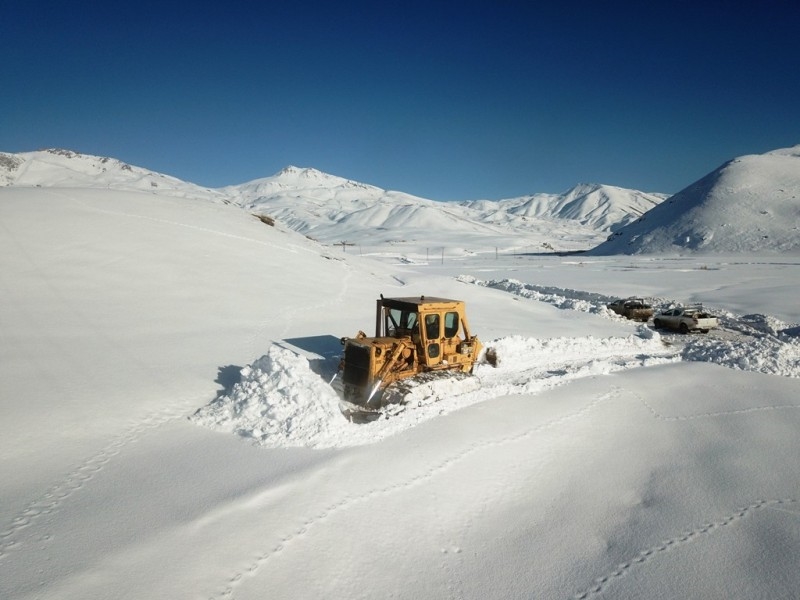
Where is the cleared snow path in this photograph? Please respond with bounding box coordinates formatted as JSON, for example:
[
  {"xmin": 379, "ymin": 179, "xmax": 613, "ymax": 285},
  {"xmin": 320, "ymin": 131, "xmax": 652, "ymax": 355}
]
[
  {"xmin": 462, "ymin": 276, "xmax": 800, "ymax": 378},
  {"xmin": 191, "ymin": 277, "xmax": 800, "ymax": 450},
  {"xmin": 191, "ymin": 329, "xmax": 678, "ymax": 448}
]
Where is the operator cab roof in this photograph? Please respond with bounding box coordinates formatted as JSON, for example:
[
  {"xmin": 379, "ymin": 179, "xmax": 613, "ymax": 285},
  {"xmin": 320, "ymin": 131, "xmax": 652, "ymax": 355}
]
[{"xmin": 380, "ymin": 296, "xmax": 463, "ymax": 311}]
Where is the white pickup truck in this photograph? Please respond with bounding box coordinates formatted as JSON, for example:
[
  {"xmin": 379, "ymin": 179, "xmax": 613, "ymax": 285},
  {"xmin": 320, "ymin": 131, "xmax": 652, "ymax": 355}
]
[{"xmin": 653, "ymin": 306, "xmax": 718, "ymax": 334}]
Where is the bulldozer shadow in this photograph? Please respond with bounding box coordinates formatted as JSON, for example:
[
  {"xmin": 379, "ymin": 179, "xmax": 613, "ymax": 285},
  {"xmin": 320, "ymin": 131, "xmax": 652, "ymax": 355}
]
[
  {"xmin": 206, "ymin": 364, "xmax": 244, "ymax": 406},
  {"xmin": 278, "ymin": 335, "xmax": 342, "ymax": 381}
]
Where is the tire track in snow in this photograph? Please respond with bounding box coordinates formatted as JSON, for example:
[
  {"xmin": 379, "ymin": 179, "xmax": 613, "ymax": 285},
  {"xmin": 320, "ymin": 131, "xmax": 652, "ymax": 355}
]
[
  {"xmin": 572, "ymin": 498, "xmax": 798, "ymax": 600},
  {"xmin": 209, "ymin": 387, "xmax": 622, "ymax": 599},
  {"xmin": 0, "ymin": 404, "xmax": 188, "ymax": 561}
]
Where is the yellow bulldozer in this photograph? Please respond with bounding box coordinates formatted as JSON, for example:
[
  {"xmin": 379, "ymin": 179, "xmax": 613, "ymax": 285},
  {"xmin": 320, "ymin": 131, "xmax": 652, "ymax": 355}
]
[{"xmin": 336, "ymin": 295, "xmax": 490, "ymax": 420}]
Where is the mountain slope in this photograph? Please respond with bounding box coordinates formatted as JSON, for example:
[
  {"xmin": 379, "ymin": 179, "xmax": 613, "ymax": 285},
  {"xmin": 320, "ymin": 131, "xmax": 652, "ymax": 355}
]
[
  {"xmin": 459, "ymin": 183, "xmax": 666, "ymax": 233},
  {"xmin": 221, "ymin": 167, "xmax": 666, "ymax": 255},
  {"xmin": 0, "ymin": 148, "xmax": 228, "ymax": 202},
  {"xmin": 222, "ymin": 166, "xmax": 519, "ymax": 242},
  {"xmin": 590, "ymin": 145, "xmax": 800, "ymax": 255},
  {"xmin": 1, "ymin": 151, "xmax": 664, "ymax": 252}
]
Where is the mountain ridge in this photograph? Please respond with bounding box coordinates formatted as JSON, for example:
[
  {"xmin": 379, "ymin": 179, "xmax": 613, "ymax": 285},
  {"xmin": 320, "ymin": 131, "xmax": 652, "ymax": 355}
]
[
  {"xmin": 0, "ymin": 148, "xmax": 664, "ymax": 252},
  {"xmin": 5, "ymin": 145, "xmax": 798, "ymax": 255}
]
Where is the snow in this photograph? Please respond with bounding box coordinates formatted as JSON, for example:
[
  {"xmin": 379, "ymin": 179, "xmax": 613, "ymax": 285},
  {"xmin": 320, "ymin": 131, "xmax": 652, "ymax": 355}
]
[
  {"xmin": 2, "ymin": 147, "xmax": 800, "ymax": 599},
  {"xmin": 592, "ymin": 145, "xmax": 800, "ymax": 254}
]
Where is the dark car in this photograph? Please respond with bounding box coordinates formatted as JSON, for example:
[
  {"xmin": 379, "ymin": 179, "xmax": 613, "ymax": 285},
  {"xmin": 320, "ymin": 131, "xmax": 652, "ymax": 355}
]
[{"xmin": 607, "ymin": 298, "xmax": 654, "ymax": 322}]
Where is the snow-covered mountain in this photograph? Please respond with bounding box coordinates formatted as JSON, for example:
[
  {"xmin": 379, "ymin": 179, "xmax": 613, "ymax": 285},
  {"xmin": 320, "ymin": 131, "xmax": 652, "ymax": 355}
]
[
  {"xmin": 0, "ymin": 148, "xmax": 228, "ymax": 202},
  {"xmin": 0, "ymin": 150, "xmax": 664, "ymax": 254},
  {"xmin": 459, "ymin": 183, "xmax": 666, "ymax": 233},
  {"xmin": 591, "ymin": 145, "xmax": 800, "ymax": 255},
  {"xmin": 220, "ymin": 166, "xmax": 666, "ymax": 252},
  {"xmin": 7, "ymin": 145, "xmax": 799, "ymax": 257},
  {"xmin": 222, "ymin": 166, "xmax": 505, "ymax": 238}
]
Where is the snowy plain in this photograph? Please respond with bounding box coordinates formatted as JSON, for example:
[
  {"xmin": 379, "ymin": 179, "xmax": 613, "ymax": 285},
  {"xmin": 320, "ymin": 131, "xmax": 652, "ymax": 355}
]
[{"xmin": 1, "ymin": 151, "xmax": 800, "ymax": 599}]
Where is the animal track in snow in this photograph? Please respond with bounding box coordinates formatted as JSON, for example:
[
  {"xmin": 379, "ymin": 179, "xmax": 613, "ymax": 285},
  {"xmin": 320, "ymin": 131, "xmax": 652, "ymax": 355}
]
[
  {"xmin": 626, "ymin": 385, "xmax": 800, "ymax": 422},
  {"xmin": 572, "ymin": 498, "xmax": 798, "ymax": 600},
  {"xmin": 208, "ymin": 388, "xmax": 621, "ymax": 599},
  {"xmin": 0, "ymin": 405, "xmax": 187, "ymax": 561}
]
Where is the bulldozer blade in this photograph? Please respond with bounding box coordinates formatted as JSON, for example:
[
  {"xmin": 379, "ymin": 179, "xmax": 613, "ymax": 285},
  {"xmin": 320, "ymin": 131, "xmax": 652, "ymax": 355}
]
[
  {"xmin": 364, "ymin": 378, "xmax": 384, "ymax": 407},
  {"xmin": 338, "ymin": 398, "xmax": 383, "ymax": 423}
]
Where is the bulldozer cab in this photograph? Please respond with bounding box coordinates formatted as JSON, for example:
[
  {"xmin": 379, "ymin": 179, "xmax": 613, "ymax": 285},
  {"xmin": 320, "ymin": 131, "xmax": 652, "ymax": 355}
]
[
  {"xmin": 377, "ymin": 296, "xmax": 472, "ymax": 368},
  {"xmin": 337, "ymin": 295, "xmax": 483, "ymax": 413}
]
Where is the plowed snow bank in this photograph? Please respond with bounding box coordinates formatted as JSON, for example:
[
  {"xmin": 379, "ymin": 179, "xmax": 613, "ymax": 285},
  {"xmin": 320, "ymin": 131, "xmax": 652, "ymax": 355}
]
[{"xmin": 191, "ymin": 329, "xmax": 677, "ymax": 448}]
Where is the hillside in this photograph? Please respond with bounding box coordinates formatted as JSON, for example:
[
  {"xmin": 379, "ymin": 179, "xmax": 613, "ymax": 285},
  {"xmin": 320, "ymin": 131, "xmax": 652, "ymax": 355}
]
[
  {"xmin": 0, "ymin": 150, "xmax": 664, "ymax": 255},
  {"xmin": 10, "ymin": 145, "xmax": 800, "ymax": 257},
  {"xmin": 0, "ymin": 148, "xmax": 228, "ymax": 202},
  {"xmin": 591, "ymin": 145, "xmax": 800, "ymax": 255},
  {"xmin": 2, "ymin": 181, "xmax": 800, "ymax": 600},
  {"xmin": 221, "ymin": 167, "xmax": 664, "ymax": 254}
]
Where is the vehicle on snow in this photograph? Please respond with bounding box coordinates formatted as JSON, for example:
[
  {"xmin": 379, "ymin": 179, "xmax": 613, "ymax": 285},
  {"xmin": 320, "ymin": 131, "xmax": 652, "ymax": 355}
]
[
  {"xmin": 335, "ymin": 295, "xmax": 490, "ymax": 420},
  {"xmin": 607, "ymin": 297, "xmax": 654, "ymax": 322},
  {"xmin": 653, "ymin": 305, "xmax": 718, "ymax": 334}
]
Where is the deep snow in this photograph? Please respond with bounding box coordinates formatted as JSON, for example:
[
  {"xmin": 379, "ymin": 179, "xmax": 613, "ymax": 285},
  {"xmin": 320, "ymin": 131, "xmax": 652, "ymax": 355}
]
[{"xmin": 1, "ymin": 160, "xmax": 800, "ymax": 599}]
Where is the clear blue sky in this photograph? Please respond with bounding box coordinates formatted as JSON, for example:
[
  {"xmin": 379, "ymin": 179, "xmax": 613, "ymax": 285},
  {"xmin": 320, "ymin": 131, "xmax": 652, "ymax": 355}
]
[{"xmin": 2, "ymin": 0, "xmax": 799, "ymax": 200}]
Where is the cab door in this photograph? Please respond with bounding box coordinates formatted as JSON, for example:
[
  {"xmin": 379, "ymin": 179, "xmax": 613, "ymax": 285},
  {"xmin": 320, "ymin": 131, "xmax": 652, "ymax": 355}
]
[
  {"xmin": 440, "ymin": 310, "xmax": 463, "ymax": 359},
  {"xmin": 421, "ymin": 312, "xmax": 443, "ymax": 367}
]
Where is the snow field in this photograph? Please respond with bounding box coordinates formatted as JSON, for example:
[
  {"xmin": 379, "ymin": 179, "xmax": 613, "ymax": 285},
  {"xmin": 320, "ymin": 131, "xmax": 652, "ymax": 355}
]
[{"xmin": 3, "ymin": 178, "xmax": 800, "ymax": 599}]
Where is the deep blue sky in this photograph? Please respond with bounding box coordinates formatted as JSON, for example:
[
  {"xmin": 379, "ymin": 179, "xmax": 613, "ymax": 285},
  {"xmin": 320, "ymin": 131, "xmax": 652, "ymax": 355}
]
[{"xmin": 3, "ymin": 1, "xmax": 799, "ymax": 199}]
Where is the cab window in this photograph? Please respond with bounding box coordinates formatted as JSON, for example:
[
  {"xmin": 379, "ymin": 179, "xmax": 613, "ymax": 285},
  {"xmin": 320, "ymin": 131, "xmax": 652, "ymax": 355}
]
[
  {"xmin": 387, "ymin": 308, "xmax": 418, "ymax": 335},
  {"xmin": 444, "ymin": 312, "xmax": 460, "ymax": 338},
  {"xmin": 424, "ymin": 314, "xmax": 440, "ymax": 339}
]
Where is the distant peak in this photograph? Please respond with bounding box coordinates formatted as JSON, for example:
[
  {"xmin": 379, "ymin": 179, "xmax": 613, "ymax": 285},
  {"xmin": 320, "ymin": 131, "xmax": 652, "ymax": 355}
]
[
  {"xmin": 277, "ymin": 165, "xmax": 301, "ymax": 175},
  {"xmin": 567, "ymin": 182, "xmax": 603, "ymax": 192},
  {"xmin": 276, "ymin": 165, "xmax": 325, "ymax": 178},
  {"xmin": 43, "ymin": 148, "xmax": 79, "ymax": 158},
  {"xmin": 766, "ymin": 144, "xmax": 800, "ymax": 158}
]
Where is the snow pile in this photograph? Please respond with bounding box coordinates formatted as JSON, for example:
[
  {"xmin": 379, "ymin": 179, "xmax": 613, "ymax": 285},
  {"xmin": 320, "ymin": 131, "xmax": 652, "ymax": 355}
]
[
  {"xmin": 682, "ymin": 331, "xmax": 800, "ymax": 377},
  {"xmin": 478, "ymin": 329, "xmax": 676, "ymax": 391},
  {"xmin": 192, "ymin": 330, "xmax": 679, "ymax": 449},
  {"xmin": 461, "ymin": 274, "xmax": 800, "ymax": 378},
  {"xmin": 459, "ymin": 275, "xmax": 614, "ymax": 315},
  {"xmin": 675, "ymin": 309, "xmax": 800, "ymax": 377},
  {"xmin": 191, "ymin": 345, "xmax": 349, "ymax": 448}
]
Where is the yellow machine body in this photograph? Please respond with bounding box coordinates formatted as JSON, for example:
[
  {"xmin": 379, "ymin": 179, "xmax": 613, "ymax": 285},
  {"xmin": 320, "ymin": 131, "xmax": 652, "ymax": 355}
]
[{"xmin": 339, "ymin": 296, "xmax": 483, "ymax": 408}]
